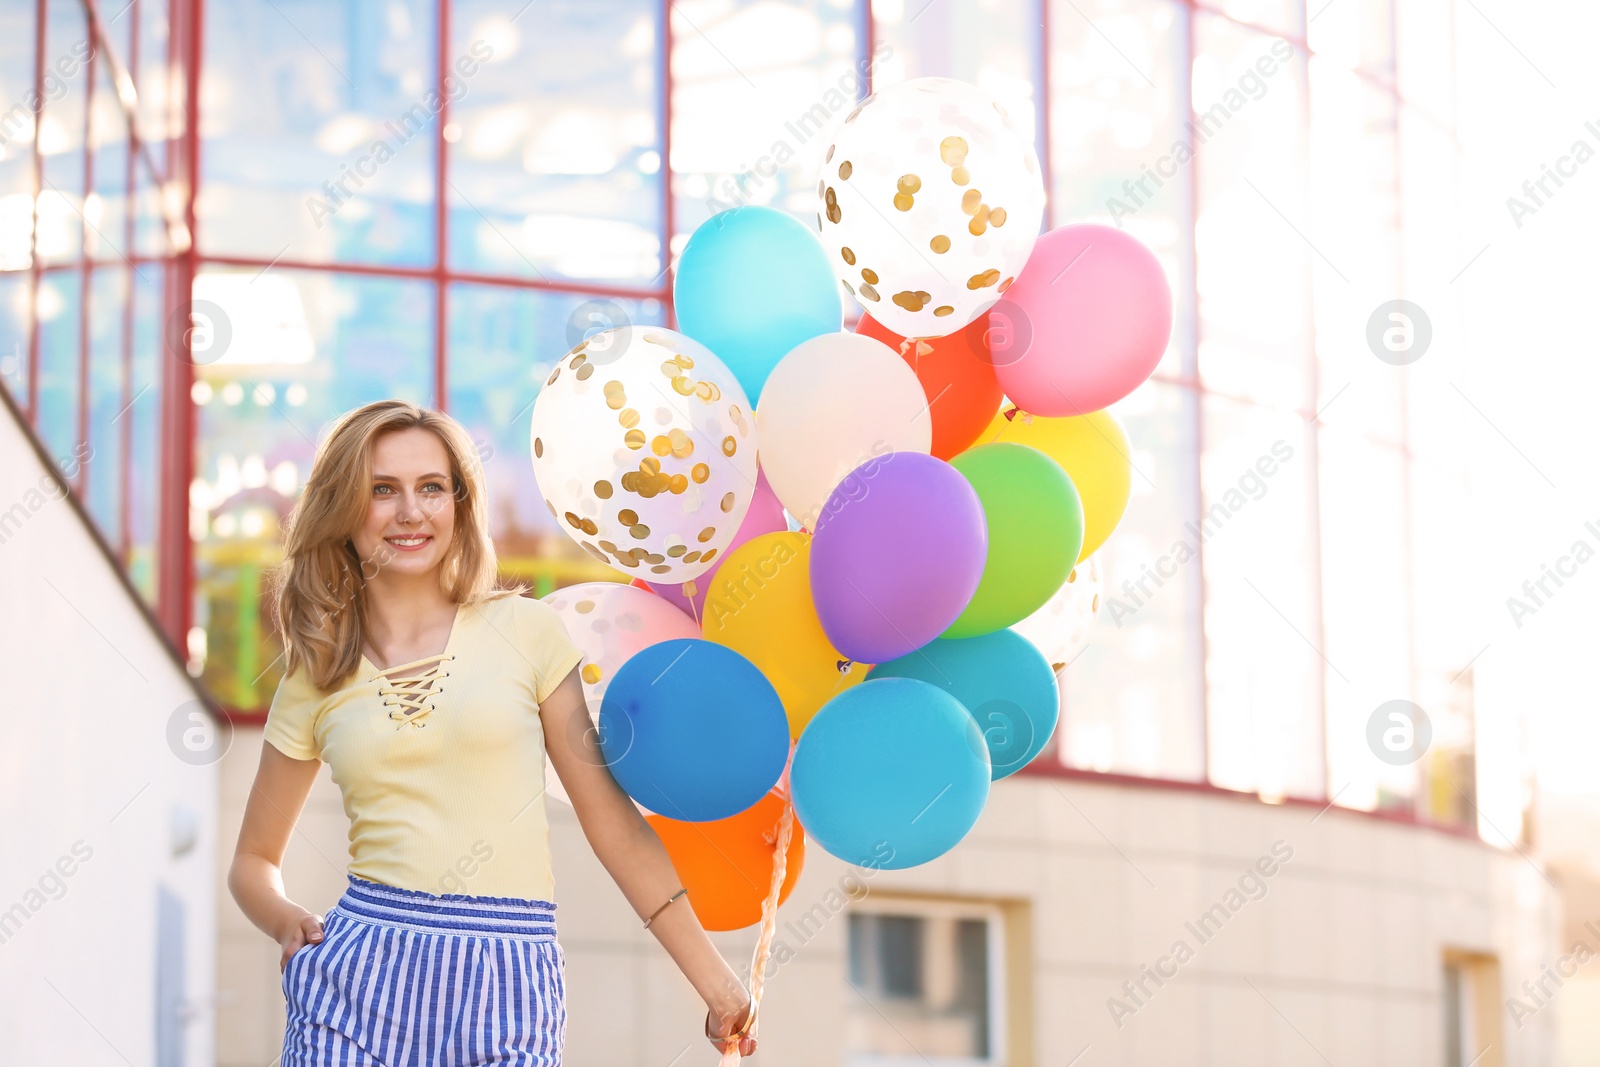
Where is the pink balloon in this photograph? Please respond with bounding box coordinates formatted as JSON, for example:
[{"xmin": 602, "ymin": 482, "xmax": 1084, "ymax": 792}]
[
  {"xmin": 990, "ymin": 224, "xmax": 1172, "ymax": 416},
  {"xmin": 646, "ymin": 468, "xmax": 787, "ymax": 621}
]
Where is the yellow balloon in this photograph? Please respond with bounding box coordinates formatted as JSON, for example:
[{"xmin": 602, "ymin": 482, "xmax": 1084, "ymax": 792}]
[
  {"xmin": 700, "ymin": 531, "xmax": 869, "ymax": 737},
  {"xmin": 975, "ymin": 408, "xmax": 1131, "ymax": 560}
]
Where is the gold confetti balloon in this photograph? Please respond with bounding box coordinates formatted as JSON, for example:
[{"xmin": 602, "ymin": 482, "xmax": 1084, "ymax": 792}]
[
  {"xmin": 531, "ymin": 326, "xmax": 759, "ymax": 581},
  {"xmin": 819, "ymin": 77, "xmax": 1045, "ymax": 339},
  {"xmin": 540, "ymin": 581, "xmax": 702, "ymax": 809}
]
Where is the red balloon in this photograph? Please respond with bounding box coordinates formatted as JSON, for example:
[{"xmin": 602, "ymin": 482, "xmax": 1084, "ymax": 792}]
[
  {"xmin": 629, "ymin": 578, "xmax": 654, "ymax": 592},
  {"xmin": 855, "ymin": 312, "xmax": 1003, "ymax": 460}
]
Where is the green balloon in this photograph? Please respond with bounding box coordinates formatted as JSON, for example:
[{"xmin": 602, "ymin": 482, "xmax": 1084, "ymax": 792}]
[{"xmin": 944, "ymin": 442, "xmax": 1084, "ymax": 638}]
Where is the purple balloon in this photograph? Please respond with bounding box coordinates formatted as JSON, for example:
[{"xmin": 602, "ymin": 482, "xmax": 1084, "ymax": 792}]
[{"xmin": 809, "ymin": 452, "xmax": 987, "ymax": 663}]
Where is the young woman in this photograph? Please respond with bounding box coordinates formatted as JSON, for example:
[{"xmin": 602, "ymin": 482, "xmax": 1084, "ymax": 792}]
[{"xmin": 230, "ymin": 400, "xmax": 759, "ymax": 1064}]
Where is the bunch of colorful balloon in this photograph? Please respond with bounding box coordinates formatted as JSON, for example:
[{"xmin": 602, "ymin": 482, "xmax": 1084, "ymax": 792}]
[{"xmin": 527, "ymin": 77, "xmax": 1170, "ymax": 942}]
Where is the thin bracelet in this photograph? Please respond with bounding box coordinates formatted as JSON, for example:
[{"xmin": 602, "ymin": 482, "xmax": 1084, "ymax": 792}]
[{"xmin": 643, "ymin": 887, "xmax": 688, "ymax": 928}]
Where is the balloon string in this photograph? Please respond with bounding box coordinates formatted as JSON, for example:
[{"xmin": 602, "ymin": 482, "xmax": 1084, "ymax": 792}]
[{"xmin": 720, "ymin": 798, "xmax": 794, "ymax": 1065}]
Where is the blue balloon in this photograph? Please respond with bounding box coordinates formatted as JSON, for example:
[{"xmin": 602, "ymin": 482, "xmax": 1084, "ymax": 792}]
[
  {"xmin": 868, "ymin": 629, "xmax": 1059, "ymax": 780},
  {"xmin": 599, "ymin": 639, "xmax": 789, "ymax": 821},
  {"xmin": 673, "ymin": 206, "xmax": 843, "ymax": 404},
  {"xmin": 791, "ymin": 678, "xmax": 990, "ymax": 869}
]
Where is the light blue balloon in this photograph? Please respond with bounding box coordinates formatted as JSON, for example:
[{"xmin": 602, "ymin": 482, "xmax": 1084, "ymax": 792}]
[
  {"xmin": 673, "ymin": 206, "xmax": 842, "ymax": 404},
  {"xmin": 599, "ymin": 639, "xmax": 789, "ymax": 821},
  {"xmin": 791, "ymin": 678, "xmax": 990, "ymax": 869},
  {"xmin": 868, "ymin": 629, "xmax": 1059, "ymax": 779}
]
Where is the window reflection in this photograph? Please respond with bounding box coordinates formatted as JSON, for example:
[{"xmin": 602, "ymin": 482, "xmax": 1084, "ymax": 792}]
[
  {"xmin": 448, "ymin": 0, "xmax": 664, "ymax": 284},
  {"xmin": 670, "ymin": 0, "xmax": 864, "ymax": 239},
  {"xmin": 1059, "ymin": 378, "xmax": 1205, "ymax": 781},
  {"xmin": 37, "ymin": 273, "xmax": 82, "ymax": 464},
  {"xmin": 1200, "ymin": 393, "xmax": 1322, "ymax": 800},
  {"xmin": 1194, "ymin": 15, "xmax": 1310, "ymax": 410},
  {"xmin": 87, "ymin": 266, "xmax": 129, "ymax": 546},
  {"xmin": 200, "ymin": 0, "xmax": 438, "ymax": 266},
  {"xmin": 192, "ymin": 268, "xmax": 433, "ymax": 709}
]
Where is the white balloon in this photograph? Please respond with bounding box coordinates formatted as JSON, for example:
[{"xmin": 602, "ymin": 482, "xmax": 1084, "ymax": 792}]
[
  {"xmin": 530, "ymin": 326, "xmax": 759, "ymax": 581},
  {"xmin": 755, "ymin": 332, "xmax": 932, "ymax": 528},
  {"xmin": 1012, "ymin": 555, "xmax": 1102, "ymax": 675},
  {"xmin": 818, "ymin": 76, "xmax": 1045, "ymax": 338},
  {"xmin": 539, "ymin": 582, "xmax": 701, "ymax": 811}
]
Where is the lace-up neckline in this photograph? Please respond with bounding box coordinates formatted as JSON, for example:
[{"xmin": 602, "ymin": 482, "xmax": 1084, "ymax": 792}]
[
  {"xmin": 363, "ymin": 603, "xmax": 465, "ymax": 731},
  {"xmin": 372, "ymin": 653, "xmax": 455, "ymax": 730}
]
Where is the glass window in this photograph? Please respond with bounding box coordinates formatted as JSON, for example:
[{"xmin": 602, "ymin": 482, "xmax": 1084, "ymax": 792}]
[
  {"xmin": 1215, "ymin": 0, "xmax": 1303, "ymax": 34},
  {"xmin": 0, "ymin": 1, "xmax": 35, "ymax": 219},
  {"xmin": 199, "ymin": 0, "xmax": 438, "ymax": 267},
  {"xmin": 876, "ymin": 0, "xmax": 1042, "ymax": 149},
  {"xmin": 36, "ymin": 271, "xmax": 82, "ymax": 465},
  {"xmin": 0, "ymin": 273, "xmax": 28, "ymax": 403},
  {"xmin": 1200, "ymin": 393, "xmax": 1322, "ymax": 800},
  {"xmin": 1318, "ymin": 424, "xmax": 1412, "ymax": 812},
  {"xmin": 846, "ymin": 903, "xmax": 999, "ymax": 1063},
  {"xmin": 40, "ymin": 1, "xmax": 92, "ymax": 267},
  {"xmin": 445, "ymin": 282, "xmax": 662, "ymax": 593},
  {"xmin": 90, "ymin": 49, "xmax": 130, "ymax": 266},
  {"xmin": 1046, "ymin": 0, "xmax": 1191, "ymax": 378},
  {"xmin": 136, "ymin": 0, "xmax": 176, "ymax": 155},
  {"xmin": 1308, "ymin": 57, "xmax": 1401, "ymax": 444},
  {"xmin": 671, "ymin": 0, "xmax": 864, "ymax": 239},
  {"xmin": 1307, "ymin": 0, "xmax": 1394, "ymax": 84},
  {"xmin": 128, "ymin": 264, "xmax": 165, "ymax": 605},
  {"xmin": 192, "ymin": 268, "xmax": 434, "ymax": 710},
  {"xmin": 448, "ymin": 0, "xmax": 664, "ymax": 285},
  {"xmin": 1194, "ymin": 16, "xmax": 1311, "ymax": 410},
  {"xmin": 87, "ymin": 266, "xmax": 129, "ymax": 546},
  {"xmin": 1058, "ymin": 378, "xmax": 1205, "ymax": 781}
]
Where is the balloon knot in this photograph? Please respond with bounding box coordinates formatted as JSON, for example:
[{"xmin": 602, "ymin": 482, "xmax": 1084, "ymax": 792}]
[
  {"xmin": 914, "ymin": 340, "xmax": 934, "ymax": 357},
  {"xmin": 1003, "ymin": 406, "xmax": 1021, "ymax": 422},
  {"xmin": 836, "ymin": 659, "xmax": 854, "ymax": 673}
]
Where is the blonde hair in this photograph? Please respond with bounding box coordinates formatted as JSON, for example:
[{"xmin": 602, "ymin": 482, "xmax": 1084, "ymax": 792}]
[{"xmin": 269, "ymin": 400, "xmax": 527, "ymax": 691}]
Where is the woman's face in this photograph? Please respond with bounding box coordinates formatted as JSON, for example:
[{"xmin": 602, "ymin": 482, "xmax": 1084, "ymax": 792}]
[{"xmin": 351, "ymin": 428, "xmax": 457, "ymax": 585}]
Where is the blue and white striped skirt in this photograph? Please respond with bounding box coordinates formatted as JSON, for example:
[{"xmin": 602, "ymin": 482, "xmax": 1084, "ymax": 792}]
[{"xmin": 281, "ymin": 874, "xmax": 566, "ymax": 1066}]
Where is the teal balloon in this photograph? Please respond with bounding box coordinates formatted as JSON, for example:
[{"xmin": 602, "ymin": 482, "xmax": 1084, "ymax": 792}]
[
  {"xmin": 673, "ymin": 206, "xmax": 842, "ymax": 404},
  {"xmin": 868, "ymin": 629, "xmax": 1059, "ymax": 779},
  {"xmin": 791, "ymin": 678, "xmax": 990, "ymax": 869}
]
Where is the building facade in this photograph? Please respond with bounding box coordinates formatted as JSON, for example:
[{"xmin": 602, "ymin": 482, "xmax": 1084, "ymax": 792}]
[{"xmin": 2, "ymin": 0, "xmax": 1571, "ymax": 1064}]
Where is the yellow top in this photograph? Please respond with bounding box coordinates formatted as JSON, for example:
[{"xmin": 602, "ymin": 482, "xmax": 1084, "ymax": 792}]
[{"xmin": 263, "ymin": 594, "xmax": 583, "ymax": 903}]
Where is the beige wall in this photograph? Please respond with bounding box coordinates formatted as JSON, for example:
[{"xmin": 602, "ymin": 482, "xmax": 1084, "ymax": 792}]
[{"xmin": 217, "ymin": 722, "xmax": 1561, "ymax": 1067}]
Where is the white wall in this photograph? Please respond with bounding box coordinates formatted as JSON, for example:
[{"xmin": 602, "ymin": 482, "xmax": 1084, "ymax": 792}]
[{"xmin": 0, "ymin": 398, "xmax": 218, "ymax": 1064}]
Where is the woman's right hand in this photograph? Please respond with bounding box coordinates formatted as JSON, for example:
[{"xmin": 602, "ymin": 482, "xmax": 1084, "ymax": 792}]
[{"xmin": 278, "ymin": 911, "xmax": 325, "ymax": 973}]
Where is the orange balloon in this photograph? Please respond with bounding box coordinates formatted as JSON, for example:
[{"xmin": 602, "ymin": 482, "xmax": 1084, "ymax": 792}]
[
  {"xmin": 646, "ymin": 790, "xmax": 805, "ymax": 932},
  {"xmin": 856, "ymin": 312, "xmax": 1003, "ymax": 460},
  {"xmin": 629, "ymin": 578, "xmax": 654, "ymax": 592}
]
